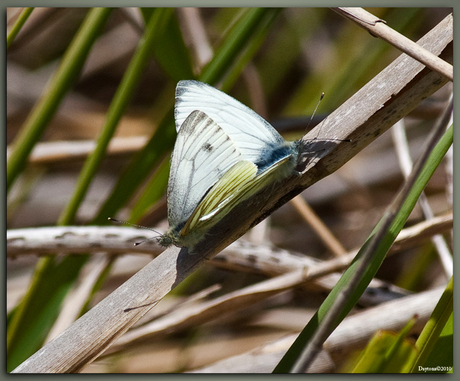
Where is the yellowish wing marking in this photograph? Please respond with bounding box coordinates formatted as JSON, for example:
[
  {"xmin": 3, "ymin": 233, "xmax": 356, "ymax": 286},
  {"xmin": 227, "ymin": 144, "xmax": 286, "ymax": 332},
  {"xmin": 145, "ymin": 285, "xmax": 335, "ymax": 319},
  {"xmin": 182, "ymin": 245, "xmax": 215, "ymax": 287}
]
[
  {"xmin": 180, "ymin": 155, "xmax": 294, "ymax": 240},
  {"xmin": 181, "ymin": 161, "xmax": 257, "ymax": 237},
  {"xmin": 218, "ymin": 155, "xmax": 293, "ymax": 214}
]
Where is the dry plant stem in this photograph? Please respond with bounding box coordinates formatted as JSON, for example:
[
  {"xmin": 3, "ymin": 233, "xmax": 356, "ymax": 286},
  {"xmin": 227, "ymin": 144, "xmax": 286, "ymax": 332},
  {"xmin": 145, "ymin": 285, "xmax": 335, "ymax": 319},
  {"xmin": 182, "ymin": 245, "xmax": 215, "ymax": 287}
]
[
  {"xmin": 12, "ymin": 15, "xmax": 452, "ymax": 373},
  {"xmin": 176, "ymin": 8, "xmax": 213, "ymax": 69},
  {"xmin": 13, "ymin": 246, "xmax": 201, "ymax": 373},
  {"xmin": 305, "ymin": 212, "xmax": 453, "ymax": 281},
  {"xmin": 7, "ymin": 213, "xmax": 451, "ymax": 312},
  {"xmin": 392, "ymin": 120, "xmax": 452, "ymax": 277},
  {"xmin": 6, "ymin": 136, "xmax": 148, "ymax": 165},
  {"xmin": 6, "ymin": 226, "xmax": 164, "ymax": 257},
  {"xmin": 6, "ymin": 212, "xmax": 452, "ymax": 266},
  {"xmin": 291, "ymin": 94, "xmax": 453, "ymax": 373},
  {"xmin": 290, "ymin": 196, "xmax": 347, "ymax": 257},
  {"xmin": 333, "ymin": 8, "xmax": 453, "ymax": 82}
]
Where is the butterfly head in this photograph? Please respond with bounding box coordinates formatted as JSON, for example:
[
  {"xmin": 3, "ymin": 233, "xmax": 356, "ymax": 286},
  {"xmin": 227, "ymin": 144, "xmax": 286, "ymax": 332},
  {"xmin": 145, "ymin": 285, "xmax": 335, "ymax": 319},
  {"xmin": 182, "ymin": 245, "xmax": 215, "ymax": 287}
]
[{"xmin": 157, "ymin": 225, "xmax": 203, "ymax": 253}]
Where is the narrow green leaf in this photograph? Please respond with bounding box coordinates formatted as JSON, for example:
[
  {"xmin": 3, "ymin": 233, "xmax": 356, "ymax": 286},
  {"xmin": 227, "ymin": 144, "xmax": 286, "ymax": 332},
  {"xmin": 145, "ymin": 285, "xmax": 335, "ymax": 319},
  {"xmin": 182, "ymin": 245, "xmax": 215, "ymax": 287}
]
[
  {"xmin": 6, "ymin": 7, "xmax": 35, "ymax": 50},
  {"xmin": 274, "ymin": 124, "xmax": 452, "ymax": 373},
  {"xmin": 351, "ymin": 319, "xmax": 417, "ymax": 373},
  {"xmin": 152, "ymin": 10, "xmax": 195, "ymax": 80},
  {"xmin": 141, "ymin": 8, "xmax": 194, "ymax": 80},
  {"xmin": 200, "ymin": 8, "xmax": 282, "ymax": 84},
  {"xmin": 58, "ymin": 8, "xmax": 174, "ymax": 226},
  {"xmin": 407, "ymin": 277, "xmax": 453, "ymax": 372},
  {"xmin": 258, "ymin": 8, "xmax": 328, "ymax": 98},
  {"xmin": 422, "ymin": 312, "xmax": 453, "ymax": 372},
  {"xmin": 220, "ymin": 9, "xmax": 281, "ymax": 92},
  {"xmin": 95, "ymin": 109, "xmax": 176, "ymax": 224},
  {"xmin": 6, "ymin": 8, "xmax": 111, "ymax": 192},
  {"xmin": 129, "ymin": 156, "xmax": 170, "ymax": 223},
  {"xmin": 6, "ymin": 9, "xmax": 113, "ymax": 370}
]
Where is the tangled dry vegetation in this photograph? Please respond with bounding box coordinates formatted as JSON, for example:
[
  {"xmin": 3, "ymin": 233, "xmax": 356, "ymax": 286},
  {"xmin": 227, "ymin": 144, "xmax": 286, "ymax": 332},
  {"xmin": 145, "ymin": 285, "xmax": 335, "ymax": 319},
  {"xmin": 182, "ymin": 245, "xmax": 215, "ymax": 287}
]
[{"xmin": 7, "ymin": 7, "xmax": 453, "ymax": 373}]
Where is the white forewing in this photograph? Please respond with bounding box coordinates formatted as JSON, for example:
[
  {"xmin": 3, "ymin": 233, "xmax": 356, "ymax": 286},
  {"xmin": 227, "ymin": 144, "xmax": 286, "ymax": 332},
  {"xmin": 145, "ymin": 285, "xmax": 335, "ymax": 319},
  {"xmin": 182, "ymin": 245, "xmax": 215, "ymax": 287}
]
[
  {"xmin": 167, "ymin": 110, "xmax": 242, "ymax": 229},
  {"xmin": 175, "ymin": 80, "xmax": 286, "ymax": 164}
]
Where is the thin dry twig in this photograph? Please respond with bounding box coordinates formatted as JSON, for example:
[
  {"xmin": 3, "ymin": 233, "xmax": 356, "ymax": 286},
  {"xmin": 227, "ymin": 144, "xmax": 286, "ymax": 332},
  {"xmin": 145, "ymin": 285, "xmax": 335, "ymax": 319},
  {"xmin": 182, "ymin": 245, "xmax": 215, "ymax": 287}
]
[
  {"xmin": 6, "ymin": 136, "xmax": 148, "ymax": 165},
  {"xmin": 7, "ymin": 212, "xmax": 452, "ymax": 279},
  {"xmin": 106, "ymin": 269, "xmax": 307, "ymax": 354},
  {"xmin": 333, "ymin": 7, "xmax": 453, "ymax": 82},
  {"xmin": 290, "ymin": 196, "xmax": 347, "ymax": 257},
  {"xmin": 176, "ymin": 8, "xmax": 213, "ymax": 70},
  {"xmin": 6, "ymin": 225, "xmax": 163, "ymax": 257},
  {"xmin": 391, "ymin": 120, "xmax": 452, "ymax": 277}
]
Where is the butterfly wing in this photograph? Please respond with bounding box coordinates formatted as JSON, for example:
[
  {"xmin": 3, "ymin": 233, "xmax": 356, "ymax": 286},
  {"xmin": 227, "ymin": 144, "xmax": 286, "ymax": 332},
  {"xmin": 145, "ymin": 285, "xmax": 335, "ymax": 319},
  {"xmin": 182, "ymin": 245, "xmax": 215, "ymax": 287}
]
[
  {"xmin": 167, "ymin": 110, "xmax": 242, "ymax": 231},
  {"xmin": 175, "ymin": 80, "xmax": 289, "ymax": 166}
]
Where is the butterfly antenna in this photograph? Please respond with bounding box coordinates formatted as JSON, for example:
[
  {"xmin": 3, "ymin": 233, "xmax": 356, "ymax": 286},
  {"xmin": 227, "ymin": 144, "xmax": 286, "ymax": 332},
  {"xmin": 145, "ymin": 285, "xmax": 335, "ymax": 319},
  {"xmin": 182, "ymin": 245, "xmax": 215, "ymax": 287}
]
[
  {"xmin": 304, "ymin": 93, "xmax": 351, "ymax": 144},
  {"xmin": 108, "ymin": 217, "xmax": 163, "ymax": 246},
  {"xmin": 305, "ymin": 92, "xmax": 325, "ymax": 133}
]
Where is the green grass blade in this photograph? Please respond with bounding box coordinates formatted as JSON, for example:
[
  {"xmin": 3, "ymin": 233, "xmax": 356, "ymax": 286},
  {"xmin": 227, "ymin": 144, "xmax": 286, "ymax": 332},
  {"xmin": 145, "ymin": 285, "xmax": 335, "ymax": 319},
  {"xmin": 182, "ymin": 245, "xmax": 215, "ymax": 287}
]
[
  {"xmin": 6, "ymin": 8, "xmax": 112, "ymax": 192},
  {"xmin": 6, "ymin": 7, "xmax": 35, "ymax": 50},
  {"xmin": 406, "ymin": 277, "xmax": 453, "ymax": 372},
  {"xmin": 350, "ymin": 318, "xmax": 417, "ymax": 373},
  {"xmin": 257, "ymin": 8, "xmax": 328, "ymax": 98},
  {"xmin": 129, "ymin": 156, "xmax": 169, "ymax": 223},
  {"xmin": 95, "ymin": 109, "xmax": 176, "ymax": 223},
  {"xmin": 421, "ymin": 312, "xmax": 453, "ymax": 372},
  {"xmin": 149, "ymin": 10, "xmax": 195, "ymax": 80},
  {"xmin": 274, "ymin": 122, "xmax": 453, "ymax": 373},
  {"xmin": 200, "ymin": 8, "xmax": 282, "ymax": 84},
  {"xmin": 58, "ymin": 8, "xmax": 174, "ymax": 225},
  {"xmin": 6, "ymin": 9, "xmax": 113, "ymax": 370},
  {"xmin": 219, "ymin": 9, "xmax": 281, "ymax": 92}
]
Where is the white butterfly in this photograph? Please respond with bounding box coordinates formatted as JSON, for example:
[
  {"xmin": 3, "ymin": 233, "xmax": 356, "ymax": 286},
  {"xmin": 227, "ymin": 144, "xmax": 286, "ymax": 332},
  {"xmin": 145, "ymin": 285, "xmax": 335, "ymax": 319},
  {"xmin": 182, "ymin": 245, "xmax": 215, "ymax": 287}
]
[{"xmin": 158, "ymin": 80, "xmax": 300, "ymax": 249}]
